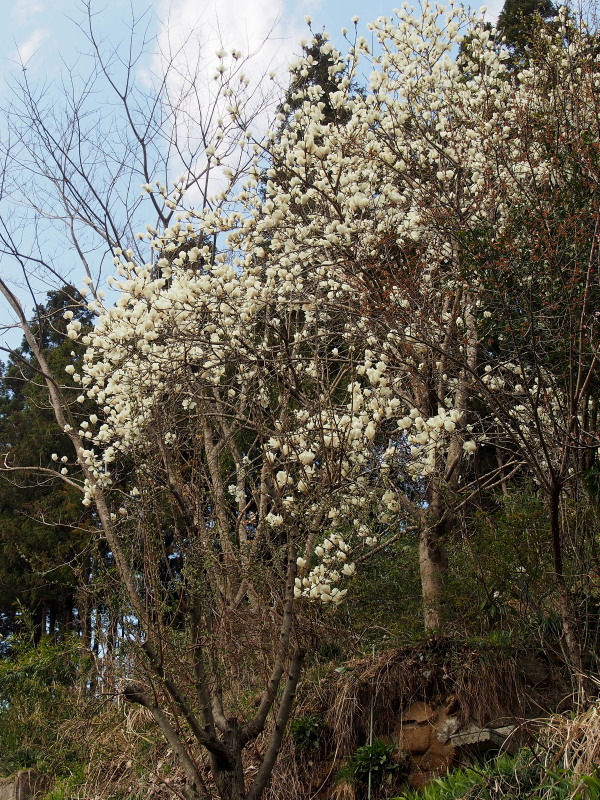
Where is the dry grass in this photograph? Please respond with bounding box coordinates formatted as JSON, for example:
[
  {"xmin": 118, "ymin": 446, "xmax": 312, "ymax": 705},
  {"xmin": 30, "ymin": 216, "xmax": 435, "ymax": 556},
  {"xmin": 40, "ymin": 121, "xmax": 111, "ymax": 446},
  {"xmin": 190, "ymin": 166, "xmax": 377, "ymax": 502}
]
[
  {"xmin": 541, "ymin": 699, "xmax": 600, "ymax": 775},
  {"xmin": 44, "ymin": 644, "xmax": 600, "ymax": 800},
  {"xmin": 300, "ymin": 641, "xmax": 522, "ymax": 752},
  {"xmin": 330, "ymin": 778, "xmax": 357, "ymax": 800},
  {"xmin": 49, "ymin": 696, "xmax": 182, "ymax": 800},
  {"xmin": 264, "ymin": 640, "xmax": 524, "ymax": 800}
]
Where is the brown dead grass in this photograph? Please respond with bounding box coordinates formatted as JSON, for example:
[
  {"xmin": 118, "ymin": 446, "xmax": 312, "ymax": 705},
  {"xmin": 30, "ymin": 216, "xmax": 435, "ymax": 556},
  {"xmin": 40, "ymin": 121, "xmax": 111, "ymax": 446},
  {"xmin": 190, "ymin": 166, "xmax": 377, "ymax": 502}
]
[
  {"xmin": 47, "ymin": 643, "xmax": 600, "ymax": 800},
  {"xmin": 541, "ymin": 700, "xmax": 600, "ymax": 775},
  {"xmin": 264, "ymin": 640, "xmax": 524, "ymax": 800},
  {"xmin": 302, "ymin": 641, "xmax": 522, "ymax": 753}
]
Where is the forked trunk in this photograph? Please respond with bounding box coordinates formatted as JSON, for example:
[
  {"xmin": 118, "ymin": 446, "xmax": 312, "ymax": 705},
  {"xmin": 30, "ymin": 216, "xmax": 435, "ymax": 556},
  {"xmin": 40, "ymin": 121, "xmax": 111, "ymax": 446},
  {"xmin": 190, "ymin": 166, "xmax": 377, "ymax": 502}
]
[{"xmin": 214, "ymin": 722, "xmax": 245, "ymax": 800}]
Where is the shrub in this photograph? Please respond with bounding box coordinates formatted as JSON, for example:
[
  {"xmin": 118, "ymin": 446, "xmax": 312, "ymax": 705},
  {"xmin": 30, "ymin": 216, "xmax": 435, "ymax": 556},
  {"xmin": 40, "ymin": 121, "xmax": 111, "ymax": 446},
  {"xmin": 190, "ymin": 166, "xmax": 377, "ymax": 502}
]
[
  {"xmin": 290, "ymin": 714, "xmax": 324, "ymax": 750},
  {"xmin": 389, "ymin": 751, "xmax": 600, "ymax": 800},
  {"xmin": 0, "ymin": 634, "xmax": 90, "ymax": 776},
  {"xmin": 344, "ymin": 739, "xmax": 407, "ymax": 786}
]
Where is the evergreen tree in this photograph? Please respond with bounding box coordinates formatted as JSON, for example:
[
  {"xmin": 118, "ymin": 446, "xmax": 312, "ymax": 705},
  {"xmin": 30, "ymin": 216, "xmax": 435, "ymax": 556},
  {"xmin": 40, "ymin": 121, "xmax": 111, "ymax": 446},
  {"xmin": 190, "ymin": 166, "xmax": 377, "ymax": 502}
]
[
  {"xmin": 276, "ymin": 32, "xmax": 353, "ymax": 134},
  {"xmin": 497, "ymin": 0, "xmax": 558, "ymax": 62},
  {"xmin": 0, "ymin": 287, "xmax": 95, "ymax": 646}
]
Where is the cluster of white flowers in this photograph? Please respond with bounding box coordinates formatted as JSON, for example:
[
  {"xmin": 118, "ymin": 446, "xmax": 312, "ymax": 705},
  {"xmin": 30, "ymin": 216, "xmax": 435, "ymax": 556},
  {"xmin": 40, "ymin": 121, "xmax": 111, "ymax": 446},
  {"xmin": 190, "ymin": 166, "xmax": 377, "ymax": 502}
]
[{"xmin": 63, "ymin": 4, "xmax": 599, "ymax": 602}]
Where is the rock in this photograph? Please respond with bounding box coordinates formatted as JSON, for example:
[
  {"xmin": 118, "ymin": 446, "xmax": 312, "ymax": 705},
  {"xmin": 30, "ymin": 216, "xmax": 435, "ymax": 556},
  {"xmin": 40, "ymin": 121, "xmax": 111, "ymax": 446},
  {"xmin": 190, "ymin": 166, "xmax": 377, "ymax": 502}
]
[
  {"xmin": 436, "ymin": 715, "xmax": 460, "ymax": 743},
  {"xmin": 419, "ymin": 741, "xmax": 456, "ymax": 772},
  {"xmin": 398, "ymin": 723, "xmax": 432, "ymax": 754},
  {"xmin": 408, "ymin": 770, "xmax": 435, "ymax": 790},
  {"xmin": 0, "ymin": 770, "xmax": 51, "ymax": 800},
  {"xmin": 402, "ymin": 701, "xmax": 436, "ymax": 723}
]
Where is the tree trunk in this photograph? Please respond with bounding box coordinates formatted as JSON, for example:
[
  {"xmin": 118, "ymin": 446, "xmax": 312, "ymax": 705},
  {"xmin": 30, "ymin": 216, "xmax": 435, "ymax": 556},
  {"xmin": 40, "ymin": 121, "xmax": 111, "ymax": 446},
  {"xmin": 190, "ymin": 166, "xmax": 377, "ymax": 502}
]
[
  {"xmin": 215, "ymin": 721, "xmax": 245, "ymax": 800},
  {"xmin": 48, "ymin": 602, "xmax": 57, "ymax": 642},
  {"xmin": 419, "ymin": 521, "xmax": 447, "ymax": 631},
  {"xmin": 549, "ymin": 484, "xmax": 585, "ymax": 700},
  {"xmin": 33, "ymin": 599, "xmax": 46, "ymax": 645}
]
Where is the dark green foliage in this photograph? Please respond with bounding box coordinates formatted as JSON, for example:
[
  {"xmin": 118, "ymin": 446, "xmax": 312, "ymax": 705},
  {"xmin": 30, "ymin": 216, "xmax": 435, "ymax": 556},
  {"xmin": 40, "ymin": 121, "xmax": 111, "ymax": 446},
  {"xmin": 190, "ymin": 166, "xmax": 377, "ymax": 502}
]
[
  {"xmin": 390, "ymin": 751, "xmax": 600, "ymax": 800},
  {"xmin": 330, "ymin": 535, "xmax": 423, "ymax": 650},
  {"xmin": 290, "ymin": 714, "xmax": 324, "ymax": 750},
  {"xmin": 497, "ymin": 0, "xmax": 558, "ymax": 59},
  {"xmin": 277, "ymin": 33, "xmax": 351, "ymax": 132},
  {"xmin": 0, "ymin": 287, "xmax": 95, "ymax": 644},
  {"xmin": 446, "ymin": 491, "xmax": 552, "ymax": 637},
  {"xmin": 583, "ymin": 462, "xmax": 600, "ymax": 510},
  {"xmin": 339, "ymin": 739, "xmax": 407, "ymax": 789},
  {"xmin": 459, "ymin": 0, "xmax": 558, "ymax": 76}
]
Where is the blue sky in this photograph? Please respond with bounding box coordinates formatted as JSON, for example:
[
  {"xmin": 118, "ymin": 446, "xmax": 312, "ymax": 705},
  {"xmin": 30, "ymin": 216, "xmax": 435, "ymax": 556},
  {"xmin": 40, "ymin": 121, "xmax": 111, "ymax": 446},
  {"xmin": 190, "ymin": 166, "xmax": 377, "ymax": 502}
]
[
  {"xmin": 0, "ymin": 0, "xmax": 387, "ymax": 84},
  {"xmin": 1, "ymin": 0, "xmax": 504, "ymax": 86}
]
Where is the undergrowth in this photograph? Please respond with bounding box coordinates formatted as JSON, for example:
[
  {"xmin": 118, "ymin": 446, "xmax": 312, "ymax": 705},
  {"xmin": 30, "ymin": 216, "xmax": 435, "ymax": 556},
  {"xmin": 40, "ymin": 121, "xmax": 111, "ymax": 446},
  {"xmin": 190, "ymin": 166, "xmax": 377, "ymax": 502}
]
[{"xmin": 390, "ymin": 751, "xmax": 600, "ymax": 800}]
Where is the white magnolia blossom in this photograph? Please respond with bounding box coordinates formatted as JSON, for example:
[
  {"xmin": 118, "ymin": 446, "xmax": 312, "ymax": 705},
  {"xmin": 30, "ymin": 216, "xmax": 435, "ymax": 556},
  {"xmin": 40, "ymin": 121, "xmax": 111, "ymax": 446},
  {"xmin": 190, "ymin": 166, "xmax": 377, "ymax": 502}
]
[{"xmin": 68, "ymin": 5, "xmax": 598, "ymax": 602}]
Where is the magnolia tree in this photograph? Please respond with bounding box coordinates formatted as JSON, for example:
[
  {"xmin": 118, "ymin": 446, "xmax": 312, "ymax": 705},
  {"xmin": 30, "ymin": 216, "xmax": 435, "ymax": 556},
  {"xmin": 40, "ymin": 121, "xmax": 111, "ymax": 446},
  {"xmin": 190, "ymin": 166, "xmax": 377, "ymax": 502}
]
[
  {"xmin": 215, "ymin": 2, "xmax": 600, "ymax": 658},
  {"xmin": 222, "ymin": 3, "xmax": 521, "ymax": 629},
  {"xmin": 60, "ymin": 220, "xmax": 426, "ymax": 799},
  {"xmin": 2, "ymin": 2, "xmax": 600, "ymax": 797},
  {"xmin": 0, "ymin": 9, "xmax": 325, "ymax": 800}
]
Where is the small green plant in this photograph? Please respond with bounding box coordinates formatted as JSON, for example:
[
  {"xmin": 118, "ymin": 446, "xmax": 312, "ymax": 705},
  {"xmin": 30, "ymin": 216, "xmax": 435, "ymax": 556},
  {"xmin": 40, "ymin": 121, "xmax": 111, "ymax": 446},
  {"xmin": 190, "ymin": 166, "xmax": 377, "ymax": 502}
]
[
  {"xmin": 346, "ymin": 739, "xmax": 405, "ymax": 784},
  {"xmin": 580, "ymin": 772, "xmax": 600, "ymax": 800},
  {"xmin": 42, "ymin": 765, "xmax": 85, "ymax": 800},
  {"xmin": 388, "ymin": 751, "xmax": 600, "ymax": 800},
  {"xmin": 290, "ymin": 714, "xmax": 324, "ymax": 750}
]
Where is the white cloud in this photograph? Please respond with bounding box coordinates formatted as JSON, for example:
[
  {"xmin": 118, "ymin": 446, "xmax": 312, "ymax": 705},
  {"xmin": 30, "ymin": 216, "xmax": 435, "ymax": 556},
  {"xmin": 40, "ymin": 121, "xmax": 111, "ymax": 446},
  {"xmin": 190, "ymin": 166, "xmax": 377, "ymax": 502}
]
[
  {"xmin": 150, "ymin": 0, "xmax": 303, "ymax": 202},
  {"xmin": 13, "ymin": 28, "xmax": 48, "ymax": 66},
  {"xmin": 296, "ymin": 0, "xmax": 325, "ymax": 12},
  {"xmin": 13, "ymin": 0, "xmax": 45, "ymax": 26},
  {"xmin": 155, "ymin": 0, "xmax": 300, "ymax": 93}
]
